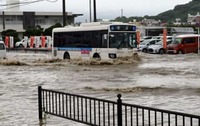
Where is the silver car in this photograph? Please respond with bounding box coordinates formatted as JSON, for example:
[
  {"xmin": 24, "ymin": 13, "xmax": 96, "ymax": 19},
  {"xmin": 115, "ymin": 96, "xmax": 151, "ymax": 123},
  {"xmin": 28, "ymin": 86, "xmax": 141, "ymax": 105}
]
[
  {"xmin": 147, "ymin": 40, "xmax": 173, "ymax": 54},
  {"xmin": 138, "ymin": 39, "xmax": 160, "ymax": 53}
]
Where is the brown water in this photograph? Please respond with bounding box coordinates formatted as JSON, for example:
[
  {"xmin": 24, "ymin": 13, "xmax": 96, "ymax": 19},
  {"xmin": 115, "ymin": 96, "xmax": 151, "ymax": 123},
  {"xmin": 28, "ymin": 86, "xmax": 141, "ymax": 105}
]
[{"xmin": 0, "ymin": 52, "xmax": 200, "ymax": 125}]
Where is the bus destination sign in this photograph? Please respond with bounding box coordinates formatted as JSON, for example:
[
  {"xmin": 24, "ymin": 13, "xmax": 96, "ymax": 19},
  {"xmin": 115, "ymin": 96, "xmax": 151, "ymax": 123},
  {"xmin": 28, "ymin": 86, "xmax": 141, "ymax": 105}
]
[{"xmin": 110, "ymin": 25, "xmax": 136, "ymax": 31}]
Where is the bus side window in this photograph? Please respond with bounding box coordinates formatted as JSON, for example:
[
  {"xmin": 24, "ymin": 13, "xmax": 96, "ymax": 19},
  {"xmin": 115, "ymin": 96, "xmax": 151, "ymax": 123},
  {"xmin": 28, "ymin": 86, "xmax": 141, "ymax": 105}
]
[{"xmin": 102, "ymin": 34, "xmax": 108, "ymax": 48}]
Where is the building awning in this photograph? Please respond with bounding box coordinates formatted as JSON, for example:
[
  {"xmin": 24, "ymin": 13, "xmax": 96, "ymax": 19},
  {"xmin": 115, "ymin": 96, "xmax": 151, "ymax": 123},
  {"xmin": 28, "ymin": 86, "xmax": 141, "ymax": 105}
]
[{"xmin": 171, "ymin": 27, "xmax": 194, "ymax": 34}]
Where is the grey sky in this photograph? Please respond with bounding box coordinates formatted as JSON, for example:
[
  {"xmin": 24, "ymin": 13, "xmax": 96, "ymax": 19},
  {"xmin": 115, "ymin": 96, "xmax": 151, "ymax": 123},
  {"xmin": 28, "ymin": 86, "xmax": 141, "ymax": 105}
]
[{"xmin": 1, "ymin": 0, "xmax": 192, "ymax": 22}]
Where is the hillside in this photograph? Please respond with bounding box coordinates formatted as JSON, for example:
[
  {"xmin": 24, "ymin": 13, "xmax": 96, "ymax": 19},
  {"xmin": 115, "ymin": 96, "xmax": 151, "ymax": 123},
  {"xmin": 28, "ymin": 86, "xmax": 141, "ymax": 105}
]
[
  {"xmin": 156, "ymin": 0, "xmax": 200, "ymax": 23},
  {"xmin": 112, "ymin": 0, "xmax": 200, "ymax": 24}
]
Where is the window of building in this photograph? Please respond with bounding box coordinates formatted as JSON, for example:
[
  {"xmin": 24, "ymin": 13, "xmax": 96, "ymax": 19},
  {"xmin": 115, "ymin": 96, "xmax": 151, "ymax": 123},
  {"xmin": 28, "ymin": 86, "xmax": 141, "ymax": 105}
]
[{"xmin": 35, "ymin": 19, "xmax": 45, "ymax": 24}]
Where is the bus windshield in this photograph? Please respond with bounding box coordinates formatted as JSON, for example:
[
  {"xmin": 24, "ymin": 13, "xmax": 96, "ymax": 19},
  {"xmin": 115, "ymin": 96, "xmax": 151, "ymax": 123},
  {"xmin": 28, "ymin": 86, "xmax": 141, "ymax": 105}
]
[
  {"xmin": 109, "ymin": 32, "xmax": 136, "ymax": 48},
  {"xmin": 172, "ymin": 38, "xmax": 182, "ymax": 44}
]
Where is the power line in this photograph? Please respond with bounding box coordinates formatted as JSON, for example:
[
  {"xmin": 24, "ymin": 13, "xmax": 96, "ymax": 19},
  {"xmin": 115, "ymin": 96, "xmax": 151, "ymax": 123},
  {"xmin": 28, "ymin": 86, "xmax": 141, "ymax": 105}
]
[
  {"xmin": 0, "ymin": 0, "xmax": 58, "ymax": 10},
  {"xmin": 0, "ymin": 0, "xmax": 42, "ymax": 11},
  {"xmin": 46, "ymin": 0, "xmax": 58, "ymax": 2},
  {"xmin": 0, "ymin": 0, "xmax": 42, "ymax": 6}
]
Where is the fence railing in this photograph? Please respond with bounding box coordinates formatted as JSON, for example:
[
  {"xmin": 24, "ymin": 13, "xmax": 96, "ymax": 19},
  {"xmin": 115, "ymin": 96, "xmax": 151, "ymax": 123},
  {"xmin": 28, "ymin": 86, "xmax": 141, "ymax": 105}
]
[{"xmin": 38, "ymin": 86, "xmax": 200, "ymax": 126}]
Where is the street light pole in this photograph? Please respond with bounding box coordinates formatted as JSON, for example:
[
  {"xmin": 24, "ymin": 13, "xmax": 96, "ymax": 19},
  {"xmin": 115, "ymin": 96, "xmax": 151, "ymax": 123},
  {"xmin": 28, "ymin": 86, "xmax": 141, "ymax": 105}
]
[
  {"xmin": 2, "ymin": 11, "xmax": 5, "ymax": 30},
  {"xmin": 198, "ymin": 27, "xmax": 200, "ymax": 54},
  {"xmin": 62, "ymin": 0, "xmax": 66, "ymax": 26},
  {"xmin": 93, "ymin": 0, "xmax": 97, "ymax": 22}
]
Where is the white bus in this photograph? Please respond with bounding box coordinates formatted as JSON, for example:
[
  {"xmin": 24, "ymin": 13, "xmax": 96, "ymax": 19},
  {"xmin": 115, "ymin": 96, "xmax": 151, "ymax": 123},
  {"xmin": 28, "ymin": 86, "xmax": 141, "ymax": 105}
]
[{"xmin": 52, "ymin": 22, "xmax": 137, "ymax": 60}]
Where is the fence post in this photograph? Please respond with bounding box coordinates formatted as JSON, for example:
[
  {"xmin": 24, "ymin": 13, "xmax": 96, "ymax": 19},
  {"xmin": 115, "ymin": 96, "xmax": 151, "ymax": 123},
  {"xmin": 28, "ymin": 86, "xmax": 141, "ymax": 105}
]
[
  {"xmin": 38, "ymin": 86, "xmax": 43, "ymax": 119},
  {"xmin": 117, "ymin": 94, "xmax": 122, "ymax": 126}
]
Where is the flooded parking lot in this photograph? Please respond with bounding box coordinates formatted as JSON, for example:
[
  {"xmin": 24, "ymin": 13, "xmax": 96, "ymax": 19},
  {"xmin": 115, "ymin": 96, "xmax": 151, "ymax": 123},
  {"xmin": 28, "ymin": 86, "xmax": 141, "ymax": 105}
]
[{"xmin": 0, "ymin": 52, "xmax": 200, "ymax": 125}]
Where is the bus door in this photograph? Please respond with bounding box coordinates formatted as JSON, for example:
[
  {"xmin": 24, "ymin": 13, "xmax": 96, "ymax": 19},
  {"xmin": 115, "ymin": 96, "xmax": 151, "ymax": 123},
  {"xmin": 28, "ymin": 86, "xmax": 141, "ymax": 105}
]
[{"xmin": 102, "ymin": 34, "xmax": 108, "ymax": 48}]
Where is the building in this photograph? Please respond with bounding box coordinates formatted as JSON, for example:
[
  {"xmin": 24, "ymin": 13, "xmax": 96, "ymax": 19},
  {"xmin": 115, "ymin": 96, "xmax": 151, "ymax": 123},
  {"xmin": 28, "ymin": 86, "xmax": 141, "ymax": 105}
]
[
  {"xmin": 139, "ymin": 26, "xmax": 194, "ymax": 37},
  {"xmin": 187, "ymin": 12, "xmax": 200, "ymax": 25},
  {"xmin": 0, "ymin": 11, "xmax": 83, "ymax": 38},
  {"xmin": 174, "ymin": 18, "xmax": 182, "ymax": 25},
  {"xmin": 141, "ymin": 18, "xmax": 160, "ymax": 26}
]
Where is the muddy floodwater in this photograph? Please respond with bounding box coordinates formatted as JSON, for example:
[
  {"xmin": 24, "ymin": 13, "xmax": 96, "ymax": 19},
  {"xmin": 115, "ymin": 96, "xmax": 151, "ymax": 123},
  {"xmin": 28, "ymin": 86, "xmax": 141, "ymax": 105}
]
[{"xmin": 0, "ymin": 51, "xmax": 200, "ymax": 126}]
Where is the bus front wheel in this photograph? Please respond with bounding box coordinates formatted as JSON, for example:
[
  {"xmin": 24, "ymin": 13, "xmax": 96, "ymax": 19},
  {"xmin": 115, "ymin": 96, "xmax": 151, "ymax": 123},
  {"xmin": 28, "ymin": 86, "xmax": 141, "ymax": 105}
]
[
  {"xmin": 93, "ymin": 53, "xmax": 101, "ymax": 60},
  {"xmin": 63, "ymin": 52, "xmax": 70, "ymax": 59}
]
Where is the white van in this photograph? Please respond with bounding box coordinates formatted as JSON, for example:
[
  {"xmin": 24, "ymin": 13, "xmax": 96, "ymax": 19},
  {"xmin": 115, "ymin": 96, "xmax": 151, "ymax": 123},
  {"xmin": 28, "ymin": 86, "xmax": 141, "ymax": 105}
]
[{"xmin": 0, "ymin": 41, "xmax": 6, "ymax": 59}]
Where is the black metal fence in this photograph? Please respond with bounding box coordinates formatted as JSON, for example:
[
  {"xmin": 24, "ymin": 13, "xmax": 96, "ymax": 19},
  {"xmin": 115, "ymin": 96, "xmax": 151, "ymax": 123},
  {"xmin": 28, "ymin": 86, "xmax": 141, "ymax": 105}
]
[{"xmin": 38, "ymin": 86, "xmax": 200, "ymax": 126}]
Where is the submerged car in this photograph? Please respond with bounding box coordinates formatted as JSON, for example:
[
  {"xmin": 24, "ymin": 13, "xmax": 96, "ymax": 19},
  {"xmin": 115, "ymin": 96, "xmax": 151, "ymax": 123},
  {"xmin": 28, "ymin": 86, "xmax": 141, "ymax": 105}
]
[
  {"xmin": 147, "ymin": 40, "xmax": 173, "ymax": 54},
  {"xmin": 140, "ymin": 36, "xmax": 153, "ymax": 43},
  {"xmin": 167, "ymin": 34, "xmax": 200, "ymax": 54},
  {"xmin": 138, "ymin": 39, "xmax": 160, "ymax": 53},
  {"xmin": 152, "ymin": 36, "xmax": 173, "ymax": 40},
  {"xmin": 15, "ymin": 39, "xmax": 26, "ymax": 47}
]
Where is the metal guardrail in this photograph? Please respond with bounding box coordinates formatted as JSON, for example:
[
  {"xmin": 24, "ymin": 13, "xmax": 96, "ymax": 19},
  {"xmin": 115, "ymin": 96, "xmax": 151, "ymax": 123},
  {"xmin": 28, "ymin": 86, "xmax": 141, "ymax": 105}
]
[{"xmin": 38, "ymin": 86, "xmax": 200, "ymax": 126}]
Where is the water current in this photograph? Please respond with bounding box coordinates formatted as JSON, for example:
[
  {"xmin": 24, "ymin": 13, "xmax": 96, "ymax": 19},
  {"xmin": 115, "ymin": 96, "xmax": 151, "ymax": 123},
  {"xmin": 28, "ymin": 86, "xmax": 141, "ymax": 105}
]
[{"xmin": 0, "ymin": 51, "xmax": 200, "ymax": 126}]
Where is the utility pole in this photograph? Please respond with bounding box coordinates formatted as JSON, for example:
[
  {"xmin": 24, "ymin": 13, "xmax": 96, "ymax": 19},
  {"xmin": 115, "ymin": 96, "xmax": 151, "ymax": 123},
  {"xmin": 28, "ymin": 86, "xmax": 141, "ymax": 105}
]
[
  {"xmin": 62, "ymin": 0, "xmax": 66, "ymax": 26},
  {"xmin": 93, "ymin": 0, "xmax": 97, "ymax": 22},
  {"xmin": 3, "ymin": 11, "xmax": 5, "ymax": 30},
  {"xmin": 198, "ymin": 25, "xmax": 200, "ymax": 54},
  {"xmin": 89, "ymin": 0, "xmax": 92, "ymax": 22}
]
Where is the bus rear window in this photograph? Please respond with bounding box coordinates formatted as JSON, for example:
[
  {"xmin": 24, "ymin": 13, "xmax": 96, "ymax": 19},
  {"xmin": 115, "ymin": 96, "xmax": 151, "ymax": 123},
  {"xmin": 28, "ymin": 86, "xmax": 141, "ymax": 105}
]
[{"xmin": 0, "ymin": 43, "xmax": 5, "ymax": 50}]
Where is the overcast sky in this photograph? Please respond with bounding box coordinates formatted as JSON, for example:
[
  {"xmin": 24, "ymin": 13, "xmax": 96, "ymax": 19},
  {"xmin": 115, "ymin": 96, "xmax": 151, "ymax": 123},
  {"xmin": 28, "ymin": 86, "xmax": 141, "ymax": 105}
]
[{"xmin": 1, "ymin": 0, "xmax": 192, "ymax": 22}]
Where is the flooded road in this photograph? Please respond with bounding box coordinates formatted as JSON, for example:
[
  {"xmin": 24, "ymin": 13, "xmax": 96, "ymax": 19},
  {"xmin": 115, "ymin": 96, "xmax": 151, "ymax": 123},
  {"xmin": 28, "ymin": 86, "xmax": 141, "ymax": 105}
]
[{"xmin": 0, "ymin": 52, "xmax": 200, "ymax": 125}]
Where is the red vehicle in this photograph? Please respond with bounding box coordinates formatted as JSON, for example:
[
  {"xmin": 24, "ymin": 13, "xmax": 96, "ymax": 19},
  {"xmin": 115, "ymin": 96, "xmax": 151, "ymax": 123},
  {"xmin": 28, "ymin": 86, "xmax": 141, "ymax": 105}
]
[{"xmin": 167, "ymin": 34, "xmax": 200, "ymax": 54}]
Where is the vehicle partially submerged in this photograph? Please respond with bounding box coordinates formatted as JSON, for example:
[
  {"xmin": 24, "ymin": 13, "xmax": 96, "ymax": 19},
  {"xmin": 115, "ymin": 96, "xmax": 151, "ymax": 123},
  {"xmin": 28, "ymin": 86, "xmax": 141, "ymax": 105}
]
[
  {"xmin": 52, "ymin": 22, "xmax": 138, "ymax": 60},
  {"xmin": 147, "ymin": 40, "xmax": 173, "ymax": 54},
  {"xmin": 138, "ymin": 39, "xmax": 160, "ymax": 53},
  {"xmin": 167, "ymin": 34, "xmax": 200, "ymax": 54}
]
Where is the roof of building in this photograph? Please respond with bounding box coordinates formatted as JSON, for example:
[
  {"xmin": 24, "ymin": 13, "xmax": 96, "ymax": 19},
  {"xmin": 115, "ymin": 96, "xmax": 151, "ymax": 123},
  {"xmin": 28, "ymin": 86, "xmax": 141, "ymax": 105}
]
[
  {"xmin": 171, "ymin": 27, "xmax": 194, "ymax": 33},
  {"xmin": 0, "ymin": 11, "xmax": 83, "ymax": 17}
]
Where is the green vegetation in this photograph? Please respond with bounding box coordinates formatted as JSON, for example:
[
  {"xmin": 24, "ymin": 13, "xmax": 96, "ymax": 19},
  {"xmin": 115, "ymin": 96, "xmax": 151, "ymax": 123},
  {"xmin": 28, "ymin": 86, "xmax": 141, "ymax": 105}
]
[
  {"xmin": 1, "ymin": 29, "xmax": 20, "ymax": 42},
  {"xmin": 24, "ymin": 25, "xmax": 44, "ymax": 37},
  {"xmin": 111, "ymin": 16, "xmax": 144, "ymax": 23},
  {"xmin": 156, "ymin": 0, "xmax": 200, "ymax": 23},
  {"xmin": 23, "ymin": 23, "xmax": 62, "ymax": 37},
  {"xmin": 43, "ymin": 23, "xmax": 62, "ymax": 36},
  {"xmin": 113, "ymin": 0, "xmax": 200, "ymax": 23}
]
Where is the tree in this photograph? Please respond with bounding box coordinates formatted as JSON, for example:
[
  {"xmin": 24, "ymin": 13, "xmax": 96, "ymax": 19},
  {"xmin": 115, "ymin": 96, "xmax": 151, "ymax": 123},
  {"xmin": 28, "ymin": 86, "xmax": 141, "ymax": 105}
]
[
  {"xmin": 1, "ymin": 29, "xmax": 20, "ymax": 42},
  {"xmin": 44, "ymin": 23, "xmax": 62, "ymax": 36},
  {"xmin": 24, "ymin": 25, "xmax": 44, "ymax": 37}
]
